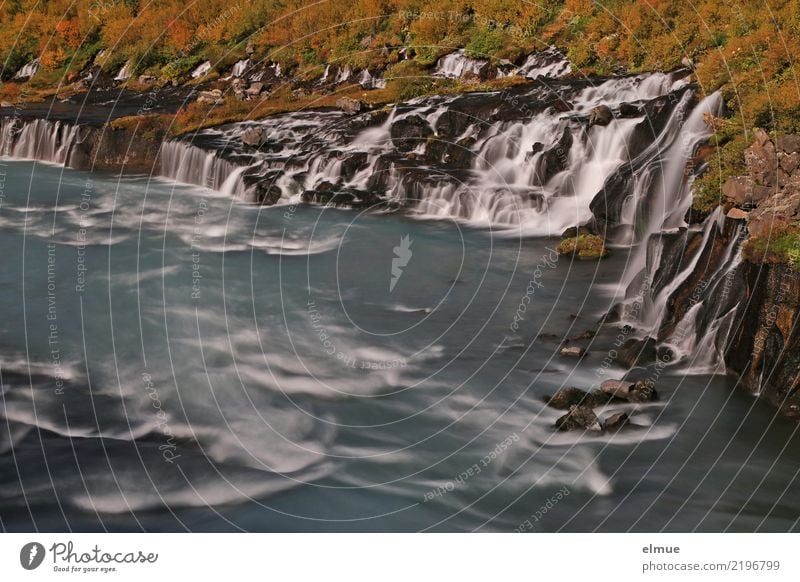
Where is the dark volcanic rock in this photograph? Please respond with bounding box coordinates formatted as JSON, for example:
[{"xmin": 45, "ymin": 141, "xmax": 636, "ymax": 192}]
[
  {"xmin": 603, "ymin": 412, "xmax": 630, "ymax": 431},
  {"xmin": 588, "ymin": 105, "xmax": 613, "ymax": 127},
  {"xmin": 613, "ymin": 337, "xmax": 659, "ymax": 367},
  {"xmin": 545, "ymin": 387, "xmax": 620, "ymax": 409},
  {"xmin": 390, "ymin": 115, "xmax": 434, "ymax": 153},
  {"xmin": 600, "ymin": 379, "xmax": 635, "ymax": 399},
  {"xmin": 555, "ymin": 405, "xmax": 602, "ymax": 432},
  {"xmin": 630, "ymin": 380, "xmax": 658, "ymax": 402},
  {"xmin": 253, "ymin": 182, "xmax": 282, "ymax": 205},
  {"xmin": 533, "ymin": 126, "xmax": 572, "ymax": 185}
]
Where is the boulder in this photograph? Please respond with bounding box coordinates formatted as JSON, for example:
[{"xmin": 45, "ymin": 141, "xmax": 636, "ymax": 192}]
[
  {"xmin": 390, "ymin": 115, "xmax": 434, "ymax": 152},
  {"xmin": 613, "ymin": 336, "xmax": 658, "ymax": 367},
  {"xmin": 630, "ymin": 380, "xmax": 658, "ymax": 402},
  {"xmin": 557, "ymin": 234, "xmax": 608, "ymax": 259},
  {"xmin": 544, "ymin": 387, "xmax": 593, "ymax": 410},
  {"xmin": 603, "ymin": 412, "xmax": 630, "ymax": 431},
  {"xmin": 336, "ymin": 97, "xmax": 364, "ymax": 115},
  {"xmin": 555, "ymin": 405, "xmax": 602, "ymax": 432},
  {"xmin": 253, "ymin": 182, "xmax": 282, "ymax": 206},
  {"xmin": 777, "ymin": 134, "xmax": 800, "ymax": 154},
  {"xmin": 744, "ymin": 128, "xmax": 778, "ymax": 187},
  {"xmin": 241, "ymin": 126, "xmax": 266, "ymax": 147},
  {"xmin": 588, "ymin": 105, "xmax": 613, "ymax": 127},
  {"xmin": 246, "ymin": 82, "xmax": 265, "ymax": 96},
  {"xmin": 600, "ymin": 379, "xmax": 635, "ymax": 399},
  {"xmin": 533, "ymin": 126, "xmax": 573, "ymax": 185},
  {"xmin": 617, "ymin": 102, "xmax": 642, "ymax": 117},
  {"xmin": 726, "ymin": 207, "xmax": 749, "ymax": 220},
  {"xmin": 722, "ymin": 175, "xmax": 754, "ymax": 207},
  {"xmin": 559, "ymin": 346, "xmax": 585, "ymax": 358}
]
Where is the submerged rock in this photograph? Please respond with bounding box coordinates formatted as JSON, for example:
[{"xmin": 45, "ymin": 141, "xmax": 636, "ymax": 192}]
[
  {"xmin": 588, "ymin": 104, "xmax": 613, "ymax": 127},
  {"xmin": 545, "ymin": 387, "xmax": 592, "ymax": 409},
  {"xmin": 600, "ymin": 379, "xmax": 635, "ymax": 399},
  {"xmin": 559, "ymin": 346, "xmax": 585, "ymax": 358},
  {"xmin": 241, "ymin": 126, "xmax": 266, "ymax": 147},
  {"xmin": 603, "ymin": 412, "xmax": 630, "ymax": 431},
  {"xmin": 555, "ymin": 405, "xmax": 602, "ymax": 432},
  {"xmin": 613, "ymin": 336, "xmax": 659, "ymax": 367},
  {"xmin": 545, "ymin": 387, "xmax": 619, "ymax": 409},
  {"xmin": 630, "ymin": 380, "xmax": 658, "ymax": 402},
  {"xmin": 557, "ymin": 234, "xmax": 608, "ymax": 259}
]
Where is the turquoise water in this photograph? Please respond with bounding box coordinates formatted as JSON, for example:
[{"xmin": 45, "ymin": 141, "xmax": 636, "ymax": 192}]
[{"xmin": 0, "ymin": 160, "xmax": 798, "ymax": 532}]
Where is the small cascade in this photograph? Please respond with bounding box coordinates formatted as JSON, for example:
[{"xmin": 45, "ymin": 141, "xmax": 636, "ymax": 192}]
[
  {"xmin": 159, "ymin": 140, "xmax": 248, "ymax": 196},
  {"xmin": 358, "ymin": 69, "xmax": 386, "ymax": 89},
  {"xmin": 115, "ymin": 60, "xmax": 134, "ymax": 81},
  {"xmin": 0, "ymin": 117, "xmax": 80, "ymax": 165},
  {"xmin": 14, "ymin": 59, "xmax": 40, "ymax": 80},
  {"xmin": 434, "ymin": 50, "xmax": 488, "ymax": 78},
  {"xmin": 191, "ymin": 61, "xmax": 212, "ymax": 79},
  {"xmin": 516, "ymin": 47, "xmax": 571, "ymax": 79},
  {"xmin": 231, "ymin": 59, "xmax": 251, "ymax": 77}
]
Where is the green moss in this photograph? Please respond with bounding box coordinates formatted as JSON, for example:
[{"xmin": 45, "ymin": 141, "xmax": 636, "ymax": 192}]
[
  {"xmin": 743, "ymin": 230, "xmax": 800, "ymax": 269},
  {"xmin": 557, "ymin": 234, "xmax": 608, "ymax": 259},
  {"xmin": 464, "ymin": 28, "xmax": 502, "ymax": 59},
  {"xmin": 692, "ymin": 132, "xmax": 747, "ymax": 216}
]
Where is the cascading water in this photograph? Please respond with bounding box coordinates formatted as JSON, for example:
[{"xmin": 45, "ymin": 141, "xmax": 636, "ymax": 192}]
[
  {"xmin": 191, "ymin": 61, "xmax": 213, "ymax": 79},
  {"xmin": 115, "ymin": 60, "xmax": 134, "ymax": 81},
  {"xmin": 13, "ymin": 59, "xmax": 40, "ymax": 80},
  {"xmin": 0, "ymin": 117, "xmax": 80, "ymax": 165},
  {"xmin": 159, "ymin": 140, "xmax": 248, "ymax": 197}
]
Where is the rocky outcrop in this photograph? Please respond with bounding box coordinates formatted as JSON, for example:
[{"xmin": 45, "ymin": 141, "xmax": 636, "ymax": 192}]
[{"xmin": 725, "ymin": 262, "xmax": 800, "ymax": 418}]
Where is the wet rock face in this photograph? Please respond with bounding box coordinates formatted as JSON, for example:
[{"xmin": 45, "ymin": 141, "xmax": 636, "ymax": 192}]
[
  {"xmin": 603, "ymin": 412, "xmax": 630, "ymax": 431},
  {"xmin": 533, "ymin": 126, "xmax": 573, "ymax": 185},
  {"xmin": 555, "ymin": 405, "xmax": 602, "ymax": 432},
  {"xmin": 726, "ymin": 262, "xmax": 800, "ymax": 418},
  {"xmin": 545, "ymin": 387, "xmax": 617, "ymax": 410},
  {"xmin": 390, "ymin": 115, "xmax": 434, "ymax": 153},
  {"xmin": 588, "ymin": 105, "xmax": 613, "ymax": 127}
]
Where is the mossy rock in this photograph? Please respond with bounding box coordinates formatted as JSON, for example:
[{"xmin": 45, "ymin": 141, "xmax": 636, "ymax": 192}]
[{"xmin": 557, "ymin": 234, "xmax": 608, "ymax": 259}]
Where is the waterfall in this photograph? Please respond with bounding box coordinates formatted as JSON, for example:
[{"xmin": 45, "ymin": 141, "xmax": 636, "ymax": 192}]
[
  {"xmin": 115, "ymin": 61, "xmax": 134, "ymax": 81},
  {"xmin": 191, "ymin": 61, "xmax": 212, "ymax": 79},
  {"xmin": 159, "ymin": 140, "xmax": 248, "ymax": 197},
  {"xmin": 434, "ymin": 50, "xmax": 488, "ymax": 78},
  {"xmin": 14, "ymin": 59, "xmax": 40, "ymax": 80},
  {"xmin": 0, "ymin": 117, "xmax": 80, "ymax": 165},
  {"xmin": 516, "ymin": 47, "xmax": 571, "ymax": 79},
  {"xmin": 231, "ymin": 59, "xmax": 251, "ymax": 77}
]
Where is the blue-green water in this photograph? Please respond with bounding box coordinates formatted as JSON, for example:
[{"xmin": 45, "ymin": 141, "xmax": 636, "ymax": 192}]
[{"xmin": 0, "ymin": 160, "xmax": 798, "ymax": 532}]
